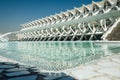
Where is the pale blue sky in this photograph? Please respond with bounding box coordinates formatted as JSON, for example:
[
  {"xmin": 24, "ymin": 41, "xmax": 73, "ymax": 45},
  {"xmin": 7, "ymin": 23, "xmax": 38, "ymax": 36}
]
[{"xmin": 0, "ymin": 0, "xmax": 101, "ymax": 33}]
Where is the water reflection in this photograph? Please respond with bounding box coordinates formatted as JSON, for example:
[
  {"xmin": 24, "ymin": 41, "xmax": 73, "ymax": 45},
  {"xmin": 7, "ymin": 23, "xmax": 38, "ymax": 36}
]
[{"xmin": 0, "ymin": 41, "xmax": 120, "ymax": 71}]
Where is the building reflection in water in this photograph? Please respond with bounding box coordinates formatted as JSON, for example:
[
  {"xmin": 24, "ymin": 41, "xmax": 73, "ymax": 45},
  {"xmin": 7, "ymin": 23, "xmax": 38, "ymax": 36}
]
[{"xmin": 0, "ymin": 41, "xmax": 120, "ymax": 71}]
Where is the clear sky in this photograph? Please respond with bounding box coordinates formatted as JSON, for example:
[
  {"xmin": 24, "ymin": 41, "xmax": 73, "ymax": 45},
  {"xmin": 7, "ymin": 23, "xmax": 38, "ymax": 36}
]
[{"xmin": 0, "ymin": 0, "xmax": 101, "ymax": 33}]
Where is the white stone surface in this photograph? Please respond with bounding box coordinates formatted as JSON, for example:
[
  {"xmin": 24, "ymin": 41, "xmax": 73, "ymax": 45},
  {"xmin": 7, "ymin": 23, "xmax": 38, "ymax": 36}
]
[
  {"xmin": 111, "ymin": 55, "xmax": 120, "ymax": 63},
  {"xmin": 97, "ymin": 60, "xmax": 120, "ymax": 68},
  {"xmin": 66, "ymin": 53, "xmax": 120, "ymax": 80},
  {"xmin": 89, "ymin": 76, "xmax": 111, "ymax": 80},
  {"xmin": 98, "ymin": 68, "xmax": 120, "ymax": 77},
  {"xmin": 70, "ymin": 69, "xmax": 102, "ymax": 79}
]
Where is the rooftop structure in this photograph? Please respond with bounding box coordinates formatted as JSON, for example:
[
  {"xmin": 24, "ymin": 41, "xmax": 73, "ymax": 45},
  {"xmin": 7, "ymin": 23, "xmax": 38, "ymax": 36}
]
[
  {"xmin": 0, "ymin": 32, "xmax": 12, "ymax": 42},
  {"xmin": 8, "ymin": 0, "xmax": 120, "ymax": 41}
]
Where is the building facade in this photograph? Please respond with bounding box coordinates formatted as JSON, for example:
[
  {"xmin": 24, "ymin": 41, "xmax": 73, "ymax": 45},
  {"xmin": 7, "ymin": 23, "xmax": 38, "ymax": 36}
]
[{"xmin": 15, "ymin": 0, "xmax": 120, "ymax": 41}]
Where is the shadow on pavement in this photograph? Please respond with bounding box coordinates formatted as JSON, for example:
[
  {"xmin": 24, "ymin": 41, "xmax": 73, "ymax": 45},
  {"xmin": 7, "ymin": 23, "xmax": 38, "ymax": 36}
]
[{"xmin": 0, "ymin": 62, "xmax": 75, "ymax": 80}]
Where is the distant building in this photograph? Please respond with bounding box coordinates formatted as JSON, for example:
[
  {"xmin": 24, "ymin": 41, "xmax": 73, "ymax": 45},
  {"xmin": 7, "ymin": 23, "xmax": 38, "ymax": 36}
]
[{"xmin": 7, "ymin": 33, "xmax": 17, "ymax": 41}]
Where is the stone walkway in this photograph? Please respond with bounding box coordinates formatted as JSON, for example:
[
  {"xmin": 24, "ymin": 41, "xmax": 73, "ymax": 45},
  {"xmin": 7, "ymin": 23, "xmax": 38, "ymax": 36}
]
[
  {"xmin": 0, "ymin": 62, "xmax": 74, "ymax": 80},
  {"xmin": 66, "ymin": 53, "xmax": 120, "ymax": 80}
]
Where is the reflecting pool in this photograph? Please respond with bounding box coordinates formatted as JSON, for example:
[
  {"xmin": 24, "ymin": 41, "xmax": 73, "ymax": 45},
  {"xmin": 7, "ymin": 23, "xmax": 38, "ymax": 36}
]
[{"xmin": 0, "ymin": 41, "xmax": 120, "ymax": 71}]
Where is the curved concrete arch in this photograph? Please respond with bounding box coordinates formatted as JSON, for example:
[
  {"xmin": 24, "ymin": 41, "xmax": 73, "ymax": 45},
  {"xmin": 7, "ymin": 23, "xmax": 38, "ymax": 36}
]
[
  {"xmin": 103, "ymin": 0, "xmax": 112, "ymax": 10},
  {"xmin": 74, "ymin": 8, "xmax": 83, "ymax": 14},
  {"xmin": 0, "ymin": 32, "xmax": 12, "ymax": 42},
  {"xmin": 31, "ymin": 22, "xmax": 36, "ymax": 27},
  {"xmin": 14, "ymin": 0, "xmax": 120, "ymax": 41},
  {"xmin": 92, "ymin": 2, "xmax": 100, "ymax": 12},
  {"xmin": 82, "ymin": 5, "xmax": 90, "ymax": 15}
]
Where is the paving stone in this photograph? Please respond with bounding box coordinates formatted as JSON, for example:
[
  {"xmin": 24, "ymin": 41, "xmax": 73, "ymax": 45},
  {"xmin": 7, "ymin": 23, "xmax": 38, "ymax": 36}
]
[
  {"xmin": 111, "ymin": 55, "xmax": 120, "ymax": 63},
  {"xmin": 71, "ymin": 69, "xmax": 102, "ymax": 79},
  {"xmin": 43, "ymin": 72, "xmax": 67, "ymax": 80},
  {"xmin": 57, "ymin": 76, "xmax": 74, "ymax": 80},
  {"xmin": 0, "ymin": 69, "xmax": 4, "ymax": 73},
  {"xmin": 27, "ymin": 67, "xmax": 39, "ymax": 73},
  {"xmin": 82, "ymin": 65, "xmax": 101, "ymax": 71},
  {"xmin": 0, "ymin": 62, "xmax": 75, "ymax": 80},
  {"xmin": 0, "ymin": 65, "xmax": 15, "ymax": 69},
  {"xmin": 5, "ymin": 71, "xmax": 30, "ymax": 77},
  {"xmin": 112, "ymin": 78, "xmax": 120, "ymax": 80},
  {"xmin": 44, "ymin": 75, "xmax": 64, "ymax": 80},
  {"xmin": 8, "ymin": 75, "xmax": 37, "ymax": 80},
  {"xmin": 89, "ymin": 76, "xmax": 111, "ymax": 80},
  {"xmin": 97, "ymin": 60, "xmax": 120, "ymax": 68},
  {"xmin": 6, "ymin": 68, "xmax": 27, "ymax": 72},
  {"xmin": 0, "ymin": 76, "xmax": 8, "ymax": 80},
  {"xmin": 68, "ymin": 54, "xmax": 120, "ymax": 80},
  {"xmin": 36, "ymin": 74, "xmax": 46, "ymax": 79},
  {"xmin": 98, "ymin": 68, "xmax": 120, "ymax": 77},
  {"xmin": 3, "ymin": 62, "xmax": 16, "ymax": 65}
]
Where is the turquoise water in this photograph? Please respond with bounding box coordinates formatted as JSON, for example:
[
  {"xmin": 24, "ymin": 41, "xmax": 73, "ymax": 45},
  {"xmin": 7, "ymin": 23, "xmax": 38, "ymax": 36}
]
[{"xmin": 0, "ymin": 41, "xmax": 120, "ymax": 71}]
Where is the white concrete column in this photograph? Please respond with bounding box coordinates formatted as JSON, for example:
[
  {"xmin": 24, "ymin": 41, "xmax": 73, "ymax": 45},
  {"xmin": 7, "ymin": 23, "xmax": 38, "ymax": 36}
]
[
  {"xmin": 79, "ymin": 23, "xmax": 87, "ymax": 40},
  {"xmin": 89, "ymin": 23, "xmax": 96, "ymax": 40}
]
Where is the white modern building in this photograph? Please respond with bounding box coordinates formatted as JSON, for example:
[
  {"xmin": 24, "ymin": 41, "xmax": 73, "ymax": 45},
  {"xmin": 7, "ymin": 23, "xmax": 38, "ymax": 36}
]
[{"xmin": 7, "ymin": 0, "xmax": 120, "ymax": 41}]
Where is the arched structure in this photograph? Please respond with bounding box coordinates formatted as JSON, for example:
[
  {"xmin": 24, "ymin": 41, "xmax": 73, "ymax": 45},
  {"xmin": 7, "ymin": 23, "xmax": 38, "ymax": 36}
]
[
  {"xmin": 15, "ymin": 0, "xmax": 120, "ymax": 41},
  {"xmin": 0, "ymin": 32, "xmax": 12, "ymax": 42}
]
